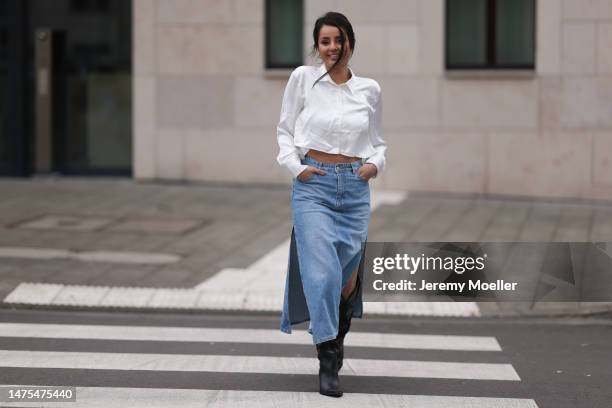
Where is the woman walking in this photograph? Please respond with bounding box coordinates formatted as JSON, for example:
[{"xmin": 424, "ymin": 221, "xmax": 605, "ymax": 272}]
[{"xmin": 277, "ymin": 12, "xmax": 386, "ymax": 397}]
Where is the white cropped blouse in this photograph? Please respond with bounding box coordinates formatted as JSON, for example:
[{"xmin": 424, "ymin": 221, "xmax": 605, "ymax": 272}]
[{"xmin": 276, "ymin": 63, "xmax": 387, "ymax": 178}]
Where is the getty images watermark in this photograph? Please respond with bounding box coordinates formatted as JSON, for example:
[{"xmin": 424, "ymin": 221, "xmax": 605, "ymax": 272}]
[
  {"xmin": 371, "ymin": 252, "xmax": 518, "ymax": 292},
  {"xmin": 360, "ymin": 242, "xmax": 612, "ymax": 302}
]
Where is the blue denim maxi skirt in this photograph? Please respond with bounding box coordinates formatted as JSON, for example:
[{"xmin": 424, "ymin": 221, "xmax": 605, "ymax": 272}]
[{"xmin": 280, "ymin": 155, "xmax": 370, "ymax": 344}]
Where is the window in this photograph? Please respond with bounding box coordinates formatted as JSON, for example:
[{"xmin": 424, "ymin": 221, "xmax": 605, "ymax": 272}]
[
  {"xmin": 265, "ymin": 0, "xmax": 303, "ymax": 69},
  {"xmin": 445, "ymin": 0, "xmax": 535, "ymax": 69}
]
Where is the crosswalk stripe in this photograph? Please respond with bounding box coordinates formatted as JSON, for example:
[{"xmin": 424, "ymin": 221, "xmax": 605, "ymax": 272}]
[
  {"xmin": 0, "ymin": 323, "xmax": 502, "ymax": 351},
  {"xmin": 0, "ymin": 350, "xmax": 520, "ymax": 380},
  {"xmin": 0, "ymin": 386, "xmax": 539, "ymax": 408}
]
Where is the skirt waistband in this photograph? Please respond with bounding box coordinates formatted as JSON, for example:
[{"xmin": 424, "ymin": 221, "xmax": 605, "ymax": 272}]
[{"xmin": 302, "ymin": 155, "xmax": 365, "ymax": 172}]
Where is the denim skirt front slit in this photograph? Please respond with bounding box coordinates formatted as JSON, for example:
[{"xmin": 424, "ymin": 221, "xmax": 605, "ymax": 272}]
[{"xmin": 280, "ymin": 155, "xmax": 370, "ymax": 345}]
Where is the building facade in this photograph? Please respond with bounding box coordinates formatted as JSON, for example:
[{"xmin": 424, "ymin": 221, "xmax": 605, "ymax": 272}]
[{"xmin": 2, "ymin": 1, "xmax": 612, "ymax": 201}]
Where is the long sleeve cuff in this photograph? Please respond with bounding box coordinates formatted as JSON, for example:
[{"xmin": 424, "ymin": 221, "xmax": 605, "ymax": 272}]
[
  {"xmin": 365, "ymin": 153, "xmax": 385, "ymax": 178},
  {"xmin": 278, "ymin": 152, "xmax": 308, "ymax": 178},
  {"xmin": 287, "ymin": 161, "xmax": 308, "ymax": 178}
]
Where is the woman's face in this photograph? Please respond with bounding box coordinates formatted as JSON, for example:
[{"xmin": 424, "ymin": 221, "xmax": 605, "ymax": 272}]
[{"xmin": 317, "ymin": 25, "xmax": 352, "ymax": 70}]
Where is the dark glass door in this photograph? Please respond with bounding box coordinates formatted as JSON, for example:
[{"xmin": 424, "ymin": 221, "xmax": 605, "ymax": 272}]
[
  {"xmin": 0, "ymin": 0, "xmax": 27, "ymax": 176},
  {"xmin": 1, "ymin": 0, "xmax": 132, "ymax": 176},
  {"xmin": 27, "ymin": 0, "xmax": 132, "ymax": 175}
]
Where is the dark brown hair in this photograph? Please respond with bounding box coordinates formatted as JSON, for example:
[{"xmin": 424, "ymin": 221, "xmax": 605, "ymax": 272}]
[{"xmin": 311, "ymin": 12, "xmax": 356, "ymax": 88}]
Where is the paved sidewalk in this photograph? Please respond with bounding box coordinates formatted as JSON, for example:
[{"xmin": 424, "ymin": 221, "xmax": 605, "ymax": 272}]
[{"xmin": 0, "ymin": 177, "xmax": 611, "ymax": 317}]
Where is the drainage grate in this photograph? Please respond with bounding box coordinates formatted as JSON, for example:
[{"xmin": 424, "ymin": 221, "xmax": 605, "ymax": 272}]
[
  {"xmin": 9, "ymin": 214, "xmax": 209, "ymax": 235},
  {"xmin": 12, "ymin": 215, "xmax": 114, "ymax": 231},
  {"xmin": 107, "ymin": 217, "xmax": 208, "ymax": 235}
]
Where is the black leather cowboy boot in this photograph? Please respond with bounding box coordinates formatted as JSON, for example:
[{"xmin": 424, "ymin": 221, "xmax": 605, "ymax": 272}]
[
  {"xmin": 315, "ymin": 339, "xmax": 343, "ymax": 397},
  {"xmin": 337, "ymin": 275, "xmax": 360, "ymax": 371}
]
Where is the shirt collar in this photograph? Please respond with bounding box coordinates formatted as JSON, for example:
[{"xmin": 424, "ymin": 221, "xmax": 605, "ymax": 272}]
[{"xmin": 316, "ymin": 63, "xmax": 357, "ymax": 92}]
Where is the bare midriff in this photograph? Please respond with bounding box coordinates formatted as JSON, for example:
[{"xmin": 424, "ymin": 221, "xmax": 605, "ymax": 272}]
[{"xmin": 306, "ymin": 149, "xmax": 361, "ymax": 164}]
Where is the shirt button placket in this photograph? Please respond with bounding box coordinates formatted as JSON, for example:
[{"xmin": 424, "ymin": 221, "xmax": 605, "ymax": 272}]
[{"xmin": 339, "ymin": 88, "xmax": 344, "ymax": 143}]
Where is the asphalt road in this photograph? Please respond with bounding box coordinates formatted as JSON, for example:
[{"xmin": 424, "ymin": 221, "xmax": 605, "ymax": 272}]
[{"xmin": 0, "ymin": 308, "xmax": 610, "ymax": 407}]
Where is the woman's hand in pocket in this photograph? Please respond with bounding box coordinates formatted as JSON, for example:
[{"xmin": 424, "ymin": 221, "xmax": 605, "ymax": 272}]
[
  {"xmin": 357, "ymin": 163, "xmax": 377, "ymax": 181},
  {"xmin": 297, "ymin": 166, "xmax": 327, "ymax": 182}
]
